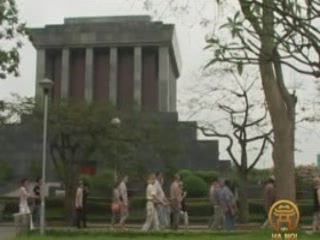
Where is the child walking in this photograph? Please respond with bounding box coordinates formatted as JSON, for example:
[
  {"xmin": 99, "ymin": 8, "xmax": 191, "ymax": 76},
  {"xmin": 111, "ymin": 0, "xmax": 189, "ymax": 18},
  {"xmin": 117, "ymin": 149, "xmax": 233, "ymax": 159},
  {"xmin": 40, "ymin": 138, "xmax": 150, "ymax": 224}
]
[{"xmin": 111, "ymin": 182, "xmax": 121, "ymax": 229}]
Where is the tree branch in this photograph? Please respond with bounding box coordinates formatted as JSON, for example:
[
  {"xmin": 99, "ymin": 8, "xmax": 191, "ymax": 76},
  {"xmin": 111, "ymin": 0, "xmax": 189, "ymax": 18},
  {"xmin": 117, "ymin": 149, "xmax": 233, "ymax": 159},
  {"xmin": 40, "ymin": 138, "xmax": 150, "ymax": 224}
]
[
  {"xmin": 247, "ymin": 128, "xmax": 273, "ymax": 143},
  {"xmin": 198, "ymin": 125, "xmax": 241, "ymax": 169}
]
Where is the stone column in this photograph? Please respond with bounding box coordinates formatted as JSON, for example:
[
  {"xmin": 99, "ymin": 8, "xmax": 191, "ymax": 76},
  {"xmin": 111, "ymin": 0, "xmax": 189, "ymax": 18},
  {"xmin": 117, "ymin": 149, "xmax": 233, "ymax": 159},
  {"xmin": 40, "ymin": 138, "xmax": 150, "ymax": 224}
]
[
  {"xmin": 85, "ymin": 48, "xmax": 94, "ymax": 102},
  {"xmin": 35, "ymin": 49, "xmax": 46, "ymax": 98},
  {"xmin": 61, "ymin": 48, "xmax": 70, "ymax": 99},
  {"xmin": 109, "ymin": 48, "xmax": 118, "ymax": 105},
  {"xmin": 158, "ymin": 47, "xmax": 170, "ymax": 112},
  {"xmin": 169, "ymin": 65, "xmax": 177, "ymax": 112},
  {"xmin": 133, "ymin": 47, "xmax": 142, "ymax": 109}
]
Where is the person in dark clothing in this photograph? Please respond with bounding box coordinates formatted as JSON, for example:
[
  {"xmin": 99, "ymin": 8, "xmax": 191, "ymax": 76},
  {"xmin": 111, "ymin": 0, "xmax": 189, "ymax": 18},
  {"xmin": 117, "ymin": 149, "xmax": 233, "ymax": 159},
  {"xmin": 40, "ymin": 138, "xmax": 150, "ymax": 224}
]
[
  {"xmin": 75, "ymin": 179, "xmax": 86, "ymax": 229},
  {"xmin": 220, "ymin": 180, "xmax": 237, "ymax": 231},
  {"xmin": 32, "ymin": 177, "xmax": 41, "ymax": 227},
  {"xmin": 261, "ymin": 176, "xmax": 276, "ymax": 229},
  {"xmin": 179, "ymin": 181, "xmax": 188, "ymax": 226},
  {"xmin": 82, "ymin": 182, "xmax": 89, "ymax": 228},
  {"xmin": 312, "ymin": 177, "xmax": 320, "ymax": 232}
]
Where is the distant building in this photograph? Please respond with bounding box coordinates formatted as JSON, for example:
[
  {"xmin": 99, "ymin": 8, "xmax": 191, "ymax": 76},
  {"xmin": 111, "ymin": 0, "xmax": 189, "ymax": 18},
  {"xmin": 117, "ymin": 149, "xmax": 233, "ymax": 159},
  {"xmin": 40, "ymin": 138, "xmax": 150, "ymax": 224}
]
[
  {"xmin": 0, "ymin": 16, "xmax": 230, "ymax": 183},
  {"xmin": 30, "ymin": 16, "xmax": 180, "ymax": 112}
]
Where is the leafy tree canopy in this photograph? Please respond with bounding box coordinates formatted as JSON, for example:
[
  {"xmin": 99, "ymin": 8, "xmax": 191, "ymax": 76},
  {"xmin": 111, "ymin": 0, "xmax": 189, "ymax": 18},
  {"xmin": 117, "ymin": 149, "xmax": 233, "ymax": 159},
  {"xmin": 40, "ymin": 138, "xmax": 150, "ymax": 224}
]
[{"xmin": 0, "ymin": 0, "xmax": 27, "ymax": 79}]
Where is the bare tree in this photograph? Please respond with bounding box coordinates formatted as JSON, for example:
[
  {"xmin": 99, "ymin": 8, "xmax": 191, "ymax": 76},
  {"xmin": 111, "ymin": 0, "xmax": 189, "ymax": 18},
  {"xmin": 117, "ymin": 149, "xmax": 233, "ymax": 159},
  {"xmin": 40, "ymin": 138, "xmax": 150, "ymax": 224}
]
[
  {"xmin": 203, "ymin": 0, "xmax": 320, "ymax": 202},
  {"xmin": 182, "ymin": 67, "xmax": 272, "ymax": 223},
  {"xmin": 143, "ymin": 0, "xmax": 320, "ymax": 201}
]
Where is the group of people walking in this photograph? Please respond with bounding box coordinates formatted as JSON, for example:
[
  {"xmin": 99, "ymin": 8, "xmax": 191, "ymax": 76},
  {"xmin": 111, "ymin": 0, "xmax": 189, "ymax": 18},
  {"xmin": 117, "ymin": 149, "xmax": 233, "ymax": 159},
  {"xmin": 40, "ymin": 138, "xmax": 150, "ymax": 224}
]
[
  {"xmin": 110, "ymin": 173, "xmax": 237, "ymax": 232},
  {"xmin": 208, "ymin": 177, "xmax": 237, "ymax": 231},
  {"xmin": 17, "ymin": 173, "xmax": 320, "ymax": 232},
  {"xmin": 75, "ymin": 175, "xmax": 130, "ymax": 229},
  {"xmin": 110, "ymin": 173, "xmax": 188, "ymax": 231}
]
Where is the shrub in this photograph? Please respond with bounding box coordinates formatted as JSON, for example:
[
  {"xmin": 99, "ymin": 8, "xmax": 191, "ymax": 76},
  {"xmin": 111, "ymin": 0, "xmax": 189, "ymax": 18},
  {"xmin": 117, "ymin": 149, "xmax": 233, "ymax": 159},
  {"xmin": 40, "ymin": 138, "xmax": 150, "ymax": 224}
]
[
  {"xmin": 0, "ymin": 196, "xmax": 313, "ymax": 224},
  {"xmin": 178, "ymin": 169, "xmax": 193, "ymax": 180},
  {"xmin": 83, "ymin": 170, "xmax": 114, "ymax": 194},
  {"xmin": 194, "ymin": 170, "xmax": 219, "ymax": 184},
  {"xmin": 247, "ymin": 169, "xmax": 271, "ymax": 184},
  {"xmin": 183, "ymin": 175, "xmax": 208, "ymax": 197}
]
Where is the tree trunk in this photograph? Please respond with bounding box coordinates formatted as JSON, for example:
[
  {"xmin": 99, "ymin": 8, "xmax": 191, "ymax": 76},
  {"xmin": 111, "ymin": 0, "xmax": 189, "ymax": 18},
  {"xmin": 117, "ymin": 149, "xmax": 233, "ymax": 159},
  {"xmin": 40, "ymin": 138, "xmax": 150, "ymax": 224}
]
[
  {"xmin": 64, "ymin": 185, "xmax": 76, "ymax": 225},
  {"xmin": 258, "ymin": 0, "xmax": 295, "ymax": 202},
  {"xmin": 64, "ymin": 171, "xmax": 78, "ymax": 225},
  {"xmin": 259, "ymin": 63, "xmax": 296, "ymax": 202},
  {"xmin": 272, "ymin": 116, "xmax": 296, "ymax": 201},
  {"xmin": 237, "ymin": 170, "xmax": 249, "ymax": 223}
]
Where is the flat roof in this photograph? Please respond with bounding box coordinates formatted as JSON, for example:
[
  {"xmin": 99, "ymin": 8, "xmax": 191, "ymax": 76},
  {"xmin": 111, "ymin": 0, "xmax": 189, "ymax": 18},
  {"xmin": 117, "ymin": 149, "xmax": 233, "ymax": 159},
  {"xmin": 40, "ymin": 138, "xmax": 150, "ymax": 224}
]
[
  {"xmin": 64, "ymin": 15, "xmax": 152, "ymax": 24},
  {"xmin": 29, "ymin": 15, "xmax": 182, "ymax": 76}
]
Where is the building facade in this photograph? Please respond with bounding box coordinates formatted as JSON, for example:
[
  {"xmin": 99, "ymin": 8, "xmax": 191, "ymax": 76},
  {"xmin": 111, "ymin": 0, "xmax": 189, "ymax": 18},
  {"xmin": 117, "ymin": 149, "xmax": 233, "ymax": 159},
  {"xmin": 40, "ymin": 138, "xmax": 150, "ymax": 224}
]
[
  {"xmin": 0, "ymin": 16, "xmax": 230, "ymax": 186},
  {"xmin": 30, "ymin": 16, "xmax": 181, "ymax": 112}
]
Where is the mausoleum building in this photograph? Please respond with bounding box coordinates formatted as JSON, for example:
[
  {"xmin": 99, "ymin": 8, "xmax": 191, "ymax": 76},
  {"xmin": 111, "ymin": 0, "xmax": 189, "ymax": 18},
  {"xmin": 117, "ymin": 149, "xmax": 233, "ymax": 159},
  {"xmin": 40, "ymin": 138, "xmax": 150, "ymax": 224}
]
[{"xmin": 30, "ymin": 16, "xmax": 181, "ymax": 112}]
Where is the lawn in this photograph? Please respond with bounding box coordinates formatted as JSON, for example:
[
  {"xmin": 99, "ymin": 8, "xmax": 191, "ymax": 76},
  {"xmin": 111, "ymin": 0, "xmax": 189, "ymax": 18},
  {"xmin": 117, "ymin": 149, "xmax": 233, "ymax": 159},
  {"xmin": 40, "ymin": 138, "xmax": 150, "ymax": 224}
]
[{"xmin": 14, "ymin": 230, "xmax": 320, "ymax": 240}]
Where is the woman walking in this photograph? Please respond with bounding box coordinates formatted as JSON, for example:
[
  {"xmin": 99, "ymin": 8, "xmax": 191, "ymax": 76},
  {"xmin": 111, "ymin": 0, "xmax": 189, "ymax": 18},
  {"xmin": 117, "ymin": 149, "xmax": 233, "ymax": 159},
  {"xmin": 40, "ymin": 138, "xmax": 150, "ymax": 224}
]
[
  {"xmin": 111, "ymin": 181, "xmax": 121, "ymax": 229},
  {"xmin": 19, "ymin": 179, "xmax": 34, "ymax": 230}
]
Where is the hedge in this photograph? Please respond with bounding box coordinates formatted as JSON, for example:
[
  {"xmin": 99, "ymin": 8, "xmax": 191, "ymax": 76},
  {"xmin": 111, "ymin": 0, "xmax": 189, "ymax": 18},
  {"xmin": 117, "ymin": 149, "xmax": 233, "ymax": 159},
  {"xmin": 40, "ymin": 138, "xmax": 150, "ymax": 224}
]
[
  {"xmin": 183, "ymin": 175, "xmax": 208, "ymax": 197},
  {"xmin": 1, "ymin": 197, "xmax": 314, "ymax": 222}
]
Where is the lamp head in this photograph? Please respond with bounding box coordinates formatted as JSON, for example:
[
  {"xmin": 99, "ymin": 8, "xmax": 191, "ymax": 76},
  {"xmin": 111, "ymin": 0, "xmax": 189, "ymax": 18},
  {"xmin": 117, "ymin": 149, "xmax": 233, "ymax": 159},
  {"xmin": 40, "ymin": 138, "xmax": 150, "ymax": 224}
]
[
  {"xmin": 39, "ymin": 78, "xmax": 53, "ymax": 92},
  {"xmin": 111, "ymin": 117, "xmax": 121, "ymax": 125}
]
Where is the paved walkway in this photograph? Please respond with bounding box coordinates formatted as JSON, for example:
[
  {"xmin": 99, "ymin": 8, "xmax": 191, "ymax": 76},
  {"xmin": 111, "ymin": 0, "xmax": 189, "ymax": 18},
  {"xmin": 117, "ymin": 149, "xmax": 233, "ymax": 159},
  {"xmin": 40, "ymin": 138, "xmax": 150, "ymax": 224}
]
[{"xmin": 0, "ymin": 227, "xmax": 15, "ymax": 240}]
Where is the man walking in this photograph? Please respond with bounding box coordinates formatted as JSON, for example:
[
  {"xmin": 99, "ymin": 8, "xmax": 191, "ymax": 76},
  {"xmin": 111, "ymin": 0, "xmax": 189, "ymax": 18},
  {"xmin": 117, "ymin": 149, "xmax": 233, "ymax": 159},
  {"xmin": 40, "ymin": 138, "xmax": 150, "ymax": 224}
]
[
  {"xmin": 261, "ymin": 176, "xmax": 276, "ymax": 229},
  {"xmin": 312, "ymin": 176, "xmax": 320, "ymax": 232},
  {"xmin": 209, "ymin": 177, "xmax": 223, "ymax": 230},
  {"xmin": 170, "ymin": 174, "xmax": 182, "ymax": 230},
  {"xmin": 119, "ymin": 175, "xmax": 129, "ymax": 229},
  {"xmin": 75, "ymin": 179, "xmax": 84, "ymax": 229},
  {"xmin": 82, "ymin": 182, "xmax": 89, "ymax": 228},
  {"xmin": 142, "ymin": 174, "xmax": 162, "ymax": 231},
  {"xmin": 155, "ymin": 172, "xmax": 169, "ymax": 229},
  {"xmin": 32, "ymin": 177, "xmax": 41, "ymax": 228},
  {"xmin": 220, "ymin": 180, "xmax": 237, "ymax": 231}
]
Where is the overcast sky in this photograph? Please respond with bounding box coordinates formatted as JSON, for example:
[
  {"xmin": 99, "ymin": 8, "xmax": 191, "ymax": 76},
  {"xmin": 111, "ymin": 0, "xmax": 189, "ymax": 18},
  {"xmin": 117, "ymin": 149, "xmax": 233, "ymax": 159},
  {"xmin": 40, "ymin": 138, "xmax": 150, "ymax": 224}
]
[{"xmin": 0, "ymin": 0, "xmax": 319, "ymax": 168}]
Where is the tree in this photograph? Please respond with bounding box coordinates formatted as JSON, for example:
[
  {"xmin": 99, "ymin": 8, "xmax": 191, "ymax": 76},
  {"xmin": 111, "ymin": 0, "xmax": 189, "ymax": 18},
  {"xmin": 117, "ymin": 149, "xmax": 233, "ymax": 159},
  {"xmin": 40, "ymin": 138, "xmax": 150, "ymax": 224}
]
[
  {"xmin": 184, "ymin": 67, "xmax": 272, "ymax": 223},
  {"xmin": 34, "ymin": 101, "xmax": 130, "ymax": 224},
  {"xmin": 144, "ymin": 0, "xmax": 320, "ymax": 201},
  {"xmin": 0, "ymin": 95, "xmax": 34, "ymax": 182},
  {"xmin": 31, "ymin": 101, "xmax": 182, "ymax": 223},
  {"xmin": 0, "ymin": 0, "xmax": 27, "ymax": 79},
  {"xmin": 204, "ymin": 0, "xmax": 320, "ymax": 202}
]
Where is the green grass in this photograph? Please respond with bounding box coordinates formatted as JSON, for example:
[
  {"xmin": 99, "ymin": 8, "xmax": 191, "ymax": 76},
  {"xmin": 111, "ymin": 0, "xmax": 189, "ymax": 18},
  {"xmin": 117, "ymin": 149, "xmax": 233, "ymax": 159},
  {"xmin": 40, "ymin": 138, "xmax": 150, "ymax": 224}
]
[{"xmin": 14, "ymin": 230, "xmax": 320, "ymax": 240}]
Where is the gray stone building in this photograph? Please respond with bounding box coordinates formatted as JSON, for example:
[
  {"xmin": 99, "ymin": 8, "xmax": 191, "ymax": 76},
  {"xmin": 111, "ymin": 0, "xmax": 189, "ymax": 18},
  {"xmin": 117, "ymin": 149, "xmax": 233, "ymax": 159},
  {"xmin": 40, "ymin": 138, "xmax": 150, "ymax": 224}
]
[
  {"xmin": 30, "ymin": 15, "xmax": 180, "ymax": 112},
  {"xmin": 0, "ymin": 16, "xmax": 230, "ymax": 183}
]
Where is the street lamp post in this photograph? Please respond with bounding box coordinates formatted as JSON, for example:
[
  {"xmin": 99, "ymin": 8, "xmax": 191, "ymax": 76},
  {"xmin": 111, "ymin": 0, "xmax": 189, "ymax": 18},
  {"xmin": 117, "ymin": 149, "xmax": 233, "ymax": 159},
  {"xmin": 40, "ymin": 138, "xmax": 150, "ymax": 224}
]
[
  {"xmin": 111, "ymin": 117, "xmax": 121, "ymax": 181},
  {"xmin": 39, "ymin": 78, "xmax": 53, "ymax": 235}
]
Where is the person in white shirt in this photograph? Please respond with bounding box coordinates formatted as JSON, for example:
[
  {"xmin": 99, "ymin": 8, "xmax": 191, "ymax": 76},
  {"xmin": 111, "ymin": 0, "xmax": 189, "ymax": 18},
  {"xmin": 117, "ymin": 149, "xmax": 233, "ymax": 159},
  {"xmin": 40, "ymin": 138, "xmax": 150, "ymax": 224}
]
[
  {"xmin": 118, "ymin": 175, "xmax": 129, "ymax": 229},
  {"xmin": 142, "ymin": 174, "xmax": 164, "ymax": 231},
  {"xmin": 154, "ymin": 172, "xmax": 169, "ymax": 229},
  {"xmin": 75, "ymin": 179, "xmax": 84, "ymax": 228},
  {"xmin": 19, "ymin": 178, "xmax": 34, "ymax": 230},
  {"xmin": 208, "ymin": 177, "xmax": 223, "ymax": 230}
]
